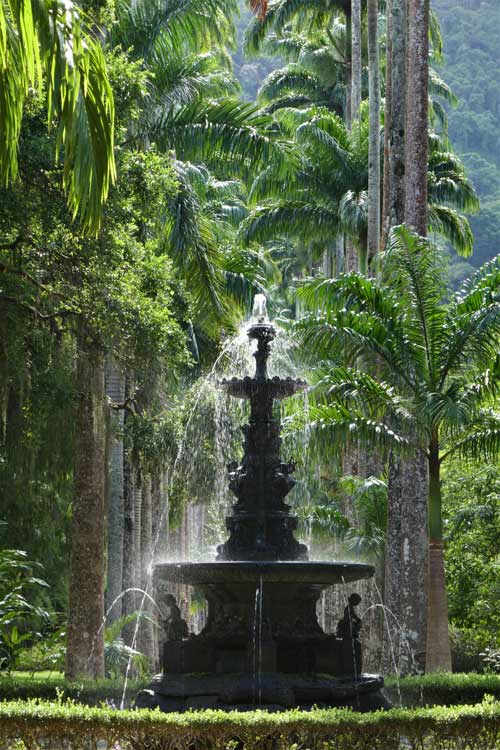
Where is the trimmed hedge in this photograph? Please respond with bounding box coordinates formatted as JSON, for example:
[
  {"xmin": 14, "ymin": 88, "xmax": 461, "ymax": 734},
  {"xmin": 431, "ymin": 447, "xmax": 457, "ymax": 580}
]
[
  {"xmin": 0, "ymin": 674, "xmax": 147, "ymax": 706},
  {"xmin": 386, "ymin": 673, "xmax": 500, "ymax": 707},
  {"xmin": 1, "ymin": 698, "xmax": 500, "ymax": 749}
]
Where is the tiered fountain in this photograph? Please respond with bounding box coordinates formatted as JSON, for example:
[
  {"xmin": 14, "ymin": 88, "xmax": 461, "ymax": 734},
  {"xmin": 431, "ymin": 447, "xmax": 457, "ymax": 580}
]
[{"xmin": 138, "ymin": 296, "xmax": 387, "ymax": 712}]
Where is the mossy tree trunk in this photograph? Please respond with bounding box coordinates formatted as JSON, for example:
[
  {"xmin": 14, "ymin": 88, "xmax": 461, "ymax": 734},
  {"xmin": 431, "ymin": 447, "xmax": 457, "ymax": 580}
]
[
  {"xmin": 66, "ymin": 331, "xmax": 106, "ymax": 680},
  {"xmin": 105, "ymin": 357, "xmax": 125, "ymax": 623}
]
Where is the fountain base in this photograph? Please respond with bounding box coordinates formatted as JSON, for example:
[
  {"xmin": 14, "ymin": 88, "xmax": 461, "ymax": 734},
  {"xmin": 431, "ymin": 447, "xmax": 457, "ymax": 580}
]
[{"xmin": 136, "ymin": 672, "xmax": 389, "ymax": 712}]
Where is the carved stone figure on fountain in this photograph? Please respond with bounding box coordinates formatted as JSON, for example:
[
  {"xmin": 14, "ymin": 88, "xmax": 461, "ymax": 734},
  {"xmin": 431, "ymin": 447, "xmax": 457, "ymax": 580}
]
[
  {"xmin": 336, "ymin": 593, "xmax": 363, "ymax": 640},
  {"xmin": 163, "ymin": 594, "xmax": 189, "ymax": 641}
]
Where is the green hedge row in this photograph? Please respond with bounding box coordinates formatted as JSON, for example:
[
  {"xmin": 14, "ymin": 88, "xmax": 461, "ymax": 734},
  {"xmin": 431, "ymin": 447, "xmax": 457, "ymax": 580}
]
[
  {"xmin": 0, "ymin": 674, "xmax": 147, "ymax": 706},
  {"xmin": 1, "ymin": 698, "xmax": 500, "ymax": 750},
  {"xmin": 386, "ymin": 673, "xmax": 500, "ymax": 706}
]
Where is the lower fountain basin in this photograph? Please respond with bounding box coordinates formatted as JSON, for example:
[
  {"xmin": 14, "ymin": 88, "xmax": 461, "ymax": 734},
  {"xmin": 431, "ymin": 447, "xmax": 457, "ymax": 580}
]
[{"xmin": 154, "ymin": 560, "xmax": 375, "ymax": 586}]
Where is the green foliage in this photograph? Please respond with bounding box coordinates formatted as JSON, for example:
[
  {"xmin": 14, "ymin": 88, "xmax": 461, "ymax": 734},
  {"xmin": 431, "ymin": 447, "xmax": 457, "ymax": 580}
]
[
  {"xmin": 385, "ymin": 673, "xmax": 500, "ymax": 706},
  {"xmin": 1, "ymin": 697, "xmax": 500, "ymax": 749},
  {"xmin": 0, "ymin": 673, "xmax": 147, "ymax": 705},
  {"xmin": 241, "ymin": 106, "xmax": 477, "ymax": 265},
  {"xmin": 0, "ymin": 0, "xmax": 115, "ymax": 232},
  {"xmin": 442, "ymin": 461, "xmax": 500, "ymax": 652},
  {"xmin": 0, "ymin": 547, "xmax": 51, "ymax": 672}
]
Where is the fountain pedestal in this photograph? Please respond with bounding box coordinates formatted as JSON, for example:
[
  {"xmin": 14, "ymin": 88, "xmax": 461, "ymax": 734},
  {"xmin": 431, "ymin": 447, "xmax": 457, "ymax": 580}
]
[{"xmin": 137, "ymin": 303, "xmax": 389, "ymax": 712}]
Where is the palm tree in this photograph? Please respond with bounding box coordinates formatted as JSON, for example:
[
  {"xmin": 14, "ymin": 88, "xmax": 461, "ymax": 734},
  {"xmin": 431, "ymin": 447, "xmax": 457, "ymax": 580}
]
[
  {"xmin": 296, "ymin": 226, "xmax": 500, "ymax": 671},
  {"xmin": 256, "ymin": 30, "xmax": 347, "ymax": 116},
  {"xmin": 240, "ymin": 107, "xmax": 478, "ymax": 273},
  {"xmin": 0, "ymin": 0, "xmax": 115, "ymax": 232}
]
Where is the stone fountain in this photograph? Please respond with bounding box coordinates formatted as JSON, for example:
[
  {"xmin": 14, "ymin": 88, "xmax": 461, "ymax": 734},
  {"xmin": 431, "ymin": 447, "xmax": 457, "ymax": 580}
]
[{"xmin": 137, "ymin": 296, "xmax": 388, "ymax": 712}]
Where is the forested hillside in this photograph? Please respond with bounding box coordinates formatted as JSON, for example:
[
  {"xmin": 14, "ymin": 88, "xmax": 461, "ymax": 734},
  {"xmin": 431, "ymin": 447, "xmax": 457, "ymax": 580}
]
[{"xmin": 434, "ymin": 0, "xmax": 500, "ymax": 266}]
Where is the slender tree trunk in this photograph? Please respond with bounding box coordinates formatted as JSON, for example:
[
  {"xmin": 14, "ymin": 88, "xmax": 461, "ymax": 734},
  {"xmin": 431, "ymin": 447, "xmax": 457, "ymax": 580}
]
[
  {"xmin": 345, "ymin": 8, "xmax": 352, "ymax": 126},
  {"xmin": 351, "ymin": 0, "xmax": 362, "ymax": 120},
  {"xmin": 138, "ymin": 473, "xmax": 156, "ymax": 667},
  {"xmin": 66, "ymin": 332, "xmax": 106, "ymax": 679},
  {"xmin": 426, "ymin": 441, "xmax": 452, "ymax": 671},
  {"xmin": 381, "ymin": 0, "xmax": 393, "ymax": 244},
  {"xmin": 122, "ymin": 378, "xmax": 138, "ymax": 642},
  {"xmin": 105, "ymin": 357, "xmax": 125, "ymax": 622},
  {"xmin": 367, "ymin": 0, "xmax": 381, "ymax": 268},
  {"xmin": 405, "ymin": 0, "xmax": 429, "ymax": 234},
  {"xmin": 385, "ymin": 0, "xmax": 407, "ymax": 238}
]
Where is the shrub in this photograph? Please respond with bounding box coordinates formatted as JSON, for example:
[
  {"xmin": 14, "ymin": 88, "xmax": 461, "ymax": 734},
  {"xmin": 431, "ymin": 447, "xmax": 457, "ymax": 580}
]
[
  {"xmin": 0, "ymin": 674, "xmax": 147, "ymax": 707},
  {"xmin": 0, "ymin": 698, "xmax": 500, "ymax": 750},
  {"xmin": 385, "ymin": 673, "xmax": 500, "ymax": 706}
]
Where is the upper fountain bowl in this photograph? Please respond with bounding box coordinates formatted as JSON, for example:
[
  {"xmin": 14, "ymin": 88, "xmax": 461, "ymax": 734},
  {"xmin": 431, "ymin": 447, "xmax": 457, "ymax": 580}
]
[
  {"xmin": 154, "ymin": 560, "xmax": 375, "ymax": 586},
  {"xmin": 219, "ymin": 375, "xmax": 307, "ymax": 399}
]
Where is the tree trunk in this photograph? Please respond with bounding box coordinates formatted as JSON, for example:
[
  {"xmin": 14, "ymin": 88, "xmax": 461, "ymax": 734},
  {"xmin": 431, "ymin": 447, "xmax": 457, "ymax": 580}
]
[
  {"xmin": 345, "ymin": 8, "xmax": 352, "ymax": 126},
  {"xmin": 122, "ymin": 377, "xmax": 138, "ymax": 641},
  {"xmin": 385, "ymin": 0, "xmax": 407, "ymax": 238},
  {"xmin": 138, "ymin": 473, "xmax": 156, "ymax": 667},
  {"xmin": 351, "ymin": 0, "xmax": 362, "ymax": 120},
  {"xmin": 105, "ymin": 357, "xmax": 125, "ymax": 622},
  {"xmin": 367, "ymin": 0, "xmax": 381, "ymax": 268},
  {"xmin": 66, "ymin": 332, "xmax": 106, "ymax": 680},
  {"xmin": 426, "ymin": 444, "xmax": 452, "ymax": 671},
  {"xmin": 404, "ymin": 0, "xmax": 432, "ymax": 672},
  {"xmin": 381, "ymin": 0, "xmax": 392, "ymax": 244},
  {"xmin": 384, "ymin": 445, "xmax": 428, "ymax": 673},
  {"xmin": 405, "ymin": 0, "xmax": 430, "ymax": 234}
]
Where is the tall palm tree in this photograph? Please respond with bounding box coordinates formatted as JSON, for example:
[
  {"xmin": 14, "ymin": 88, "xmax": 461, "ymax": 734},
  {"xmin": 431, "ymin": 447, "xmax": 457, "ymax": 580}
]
[
  {"xmin": 256, "ymin": 29, "xmax": 347, "ymax": 116},
  {"xmin": 0, "ymin": 0, "xmax": 115, "ymax": 232},
  {"xmin": 240, "ymin": 107, "xmax": 478, "ymax": 272},
  {"xmin": 296, "ymin": 226, "xmax": 500, "ymax": 671}
]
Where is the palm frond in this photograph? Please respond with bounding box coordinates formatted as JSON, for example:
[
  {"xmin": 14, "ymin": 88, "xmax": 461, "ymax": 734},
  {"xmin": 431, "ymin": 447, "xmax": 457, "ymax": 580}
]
[
  {"xmin": 443, "ymin": 411, "xmax": 500, "ymax": 462},
  {"xmin": 239, "ymin": 201, "xmax": 339, "ymax": 244},
  {"xmin": 439, "ymin": 256, "xmax": 500, "ymax": 380},
  {"xmin": 309, "ymin": 403, "xmax": 411, "ymax": 453},
  {"xmin": 154, "ymin": 99, "xmax": 295, "ymax": 179},
  {"xmin": 427, "ymin": 205, "xmax": 474, "ymax": 257},
  {"xmin": 258, "ymin": 65, "xmax": 327, "ymax": 103},
  {"xmin": 0, "ymin": 0, "xmax": 115, "ymax": 233},
  {"xmin": 429, "ymin": 69, "xmax": 457, "ymax": 107}
]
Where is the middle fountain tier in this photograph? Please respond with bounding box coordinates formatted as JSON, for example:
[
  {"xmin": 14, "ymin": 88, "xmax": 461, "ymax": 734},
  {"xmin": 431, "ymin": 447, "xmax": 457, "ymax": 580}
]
[{"xmin": 144, "ymin": 300, "xmax": 387, "ymax": 712}]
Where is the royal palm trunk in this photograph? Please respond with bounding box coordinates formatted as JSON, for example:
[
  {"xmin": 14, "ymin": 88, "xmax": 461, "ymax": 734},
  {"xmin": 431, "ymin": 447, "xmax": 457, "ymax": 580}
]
[
  {"xmin": 351, "ymin": 0, "xmax": 362, "ymax": 120},
  {"xmin": 367, "ymin": 0, "xmax": 381, "ymax": 266}
]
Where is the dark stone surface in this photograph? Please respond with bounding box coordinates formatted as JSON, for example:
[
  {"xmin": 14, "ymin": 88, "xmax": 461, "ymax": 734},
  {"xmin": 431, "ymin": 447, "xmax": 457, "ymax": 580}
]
[{"xmin": 136, "ymin": 673, "xmax": 389, "ymax": 712}]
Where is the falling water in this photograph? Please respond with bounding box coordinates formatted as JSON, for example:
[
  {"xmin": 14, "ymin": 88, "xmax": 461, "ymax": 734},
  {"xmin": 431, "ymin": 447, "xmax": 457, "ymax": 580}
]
[
  {"xmin": 258, "ymin": 575, "xmax": 263, "ymax": 705},
  {"xmin": 253, "ymin": 584, "xmax": 260, "ymax": 704}
]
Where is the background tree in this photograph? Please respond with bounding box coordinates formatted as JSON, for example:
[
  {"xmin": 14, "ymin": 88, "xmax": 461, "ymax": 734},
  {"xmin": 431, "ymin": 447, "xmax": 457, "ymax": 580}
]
[{"xmin": 296, "ymin": 226, "xmax": 500, "ymax": 671}]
